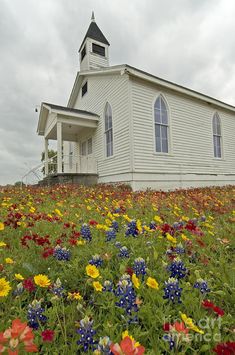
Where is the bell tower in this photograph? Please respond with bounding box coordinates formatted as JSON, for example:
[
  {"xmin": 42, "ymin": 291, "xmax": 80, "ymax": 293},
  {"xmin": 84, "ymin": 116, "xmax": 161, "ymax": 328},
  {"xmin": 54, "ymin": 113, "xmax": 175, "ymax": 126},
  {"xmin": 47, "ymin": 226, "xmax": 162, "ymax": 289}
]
[{"xmin": 79, "ymin": 12, "xmax": 110, "ymax": 71}]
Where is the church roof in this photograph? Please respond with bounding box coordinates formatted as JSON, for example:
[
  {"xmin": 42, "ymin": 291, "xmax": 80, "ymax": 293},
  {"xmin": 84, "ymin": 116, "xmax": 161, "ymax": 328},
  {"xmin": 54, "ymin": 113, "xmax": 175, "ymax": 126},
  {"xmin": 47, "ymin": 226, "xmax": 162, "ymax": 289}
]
[
  {"xmin": 42, "ymin": 102, "xmax": 98, "ymax": 116},
  {"xmin": 79, "ymin": 21, "xmax": 109, "ymax": 51}
]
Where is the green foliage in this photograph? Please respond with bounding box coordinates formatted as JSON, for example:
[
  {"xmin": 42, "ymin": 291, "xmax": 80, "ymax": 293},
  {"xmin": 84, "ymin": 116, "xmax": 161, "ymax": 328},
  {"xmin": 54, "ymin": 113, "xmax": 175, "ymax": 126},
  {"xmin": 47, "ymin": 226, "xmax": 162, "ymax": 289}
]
[{"xmin": 0, "ymin": 184, "xmax": 234, "ymax": 354}]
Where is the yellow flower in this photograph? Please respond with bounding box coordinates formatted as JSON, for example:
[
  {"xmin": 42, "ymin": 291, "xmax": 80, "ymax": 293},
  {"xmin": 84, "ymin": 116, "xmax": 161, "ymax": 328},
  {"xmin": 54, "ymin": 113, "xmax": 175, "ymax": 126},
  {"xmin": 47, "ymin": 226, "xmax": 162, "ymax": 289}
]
[
  {"xmin": 154, "ymin": 215, "xmax": 163, "ymax": 224},
  {"xmin": 107, "ymin": 212, "xmax": 114, "ymax": 221},
  {"xmin": 0, "ymin": 278, "xmax": 11, "ymax": 297},
  {"xmin": 5, "ymin": 258, "xmax": 14, "ymax": 264},
  {"xmin": 0, "ymin": 241, "xmax": 6, "ymax": 247},
  {"xmin": 29, "ymin": 207, "xmax": 35, "ymax": 213},
  {"xmin": 34, "ymin": 274, "xmax": 51, "ymax": 287},
  {"xmin": 132, "ymin": 273, "xmax": 140, "ymax": 289},
  {"xmin": 76, "ymin": 240, "xmax": 86, "ymax": 245},
  {"xmin": 93, "ymin": 281, "xmax": 103, "ymax": 292},
  {"xmin": 15, "ymin": 273, "xmax": 24, "ymax": 281},
  {"xmin": 123, "ymin": 215, "xmax": 132, "ymax": 222},
  {"xmin": 86, "ymin": 265, "xmax": 100, "ymax": 279},
  {"xmin": 166, "ymin": 233, "xmax": 177, "ymax": 244},
  {"xmin": 0, "ymin": 222, "xmax": 4, "ymax": 231},
  {"xmin": 143, "ymin": 225, "xmax": 151, "ymax": 232},
  {"xmin": 146, "ymin": 277, "xmax": 159, "ymax": 289},
  {"xmin": 68, "ymin": 292, "xmax": 83, "ymax": 300},
  {"xmin": 180, "ymin": 312, "xmax": 204, "ymax": 334},
  {"xmin": 136, "ymin": 220, "xmax": 142, "ymax": 233},
  {"xmin": 181, "ymin": 233, "xmax": 189, "ymax": 241},
  {"xmin": 54, "ymin": 209, "xmax": 63, "ymax": 217}
]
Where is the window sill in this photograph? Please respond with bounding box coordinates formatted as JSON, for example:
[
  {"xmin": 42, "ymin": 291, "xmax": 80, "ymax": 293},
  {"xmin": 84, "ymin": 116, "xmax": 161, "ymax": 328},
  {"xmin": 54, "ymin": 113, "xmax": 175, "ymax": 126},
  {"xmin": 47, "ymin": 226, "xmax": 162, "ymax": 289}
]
[
  {"xmin": 153, "ymin": 152, "xmax": 174, "ymax": 157},
  {"xmin": 213, "ymin": 157, "xmax": 225, "ymax": 161},
  {"xmin": 104, "ymin": 155, "xmax": 115, "ymax": 161},
  {"xmin": 90, "ymin": 51, "xmax": 107, "ymax": 59}
]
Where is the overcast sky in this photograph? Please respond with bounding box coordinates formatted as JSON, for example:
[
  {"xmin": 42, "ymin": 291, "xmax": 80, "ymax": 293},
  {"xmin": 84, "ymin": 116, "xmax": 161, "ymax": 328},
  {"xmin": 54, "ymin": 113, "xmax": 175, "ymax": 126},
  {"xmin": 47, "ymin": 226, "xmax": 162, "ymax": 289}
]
[{"xmin": 0, "ymin": 0, "xmax": 234, "ymax": 185}]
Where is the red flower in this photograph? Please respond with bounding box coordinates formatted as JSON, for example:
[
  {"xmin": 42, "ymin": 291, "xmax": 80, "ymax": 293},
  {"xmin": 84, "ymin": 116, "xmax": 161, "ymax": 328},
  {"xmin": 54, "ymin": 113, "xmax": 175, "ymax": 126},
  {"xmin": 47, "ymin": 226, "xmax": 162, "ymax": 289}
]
[
  {"xmin": 213, "ymin": 306, "xmax": 225, "ymax": 317},
  {"xmin": 41, "ymin": 330, "xmax": 54, "ymax": 342},
  {"xmin": 0, "ymin": 318, "xmax": 38, "ymax": 354},
  {"xmin": 42, "ymin": 247, "xmax": 54, "ymax": 258},
  {"xmin": 89, "ymin": 220, "xmax": 98, "ymax": 226},
  {"xmin": 202, "ymin": 300, "xmax": 224, "ymax": 317},
  {"xmin": 163, "ymin": 323, "xmax": 170, "ymax": 331},
  {"xmin": 125, "ymin": 267, "xmax": 134, "ymax": 276},
  {"xmin": 22, "ymin": 278, "xmax": 35, "ymax": 292},
  {"xmin": 110, "ymin": 336, "xmax": 145, "ymax": 355},
  {"xmin": 213, "ymin": 341, "xmax": 235, "ymax": 354}
]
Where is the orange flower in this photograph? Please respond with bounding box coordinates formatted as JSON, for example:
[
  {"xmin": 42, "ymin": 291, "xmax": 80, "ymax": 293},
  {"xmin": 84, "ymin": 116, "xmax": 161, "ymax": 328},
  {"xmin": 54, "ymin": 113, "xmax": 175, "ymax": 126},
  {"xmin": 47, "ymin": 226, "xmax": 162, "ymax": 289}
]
[
  {"xmin": 0, "ymin": 318, "xmax": 38, "ymax": 354},
  {"xmin": 110, "ymin": 335, "xmax": 145, "ymax": 355}
]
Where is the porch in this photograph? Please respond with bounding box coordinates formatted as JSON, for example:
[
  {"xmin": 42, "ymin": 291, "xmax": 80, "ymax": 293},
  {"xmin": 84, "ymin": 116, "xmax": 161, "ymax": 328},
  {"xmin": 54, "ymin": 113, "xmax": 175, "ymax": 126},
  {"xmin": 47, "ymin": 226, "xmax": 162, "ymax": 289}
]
[{"xmin": 37, "ymin": 102, "xmax": 99, "ymax": 177}]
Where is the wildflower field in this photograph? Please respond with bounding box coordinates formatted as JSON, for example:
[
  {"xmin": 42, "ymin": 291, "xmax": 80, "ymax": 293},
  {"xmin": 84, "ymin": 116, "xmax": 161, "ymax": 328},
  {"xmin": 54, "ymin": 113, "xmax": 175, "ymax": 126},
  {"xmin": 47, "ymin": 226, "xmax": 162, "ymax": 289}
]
[{"xmin": 0, "ymin": 184, "xmax": 234, "ymax": 355}]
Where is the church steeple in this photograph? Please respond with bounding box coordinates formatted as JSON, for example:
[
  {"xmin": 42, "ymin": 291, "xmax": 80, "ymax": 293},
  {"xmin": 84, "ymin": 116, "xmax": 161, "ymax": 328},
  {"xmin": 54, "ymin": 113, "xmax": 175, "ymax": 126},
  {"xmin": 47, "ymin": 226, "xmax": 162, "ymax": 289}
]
[{"xmin": 79, "ymin": 13, "xmax": 110, "ymax": 71}]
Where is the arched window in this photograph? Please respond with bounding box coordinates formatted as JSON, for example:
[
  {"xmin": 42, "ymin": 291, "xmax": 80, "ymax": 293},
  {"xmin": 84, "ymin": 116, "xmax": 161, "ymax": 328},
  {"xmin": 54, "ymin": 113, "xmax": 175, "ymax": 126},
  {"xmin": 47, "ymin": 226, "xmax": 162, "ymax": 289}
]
[
  {"xmin": 105, "ymin": 103, "xmax": 113, "ymax": 157},
  {"xmin": 212, "ymin": 113, "xmax": 222, "ymax": 158},
  {"xmin": 154, "ymin": 95, "xmax": 169, "ymax": 153}
]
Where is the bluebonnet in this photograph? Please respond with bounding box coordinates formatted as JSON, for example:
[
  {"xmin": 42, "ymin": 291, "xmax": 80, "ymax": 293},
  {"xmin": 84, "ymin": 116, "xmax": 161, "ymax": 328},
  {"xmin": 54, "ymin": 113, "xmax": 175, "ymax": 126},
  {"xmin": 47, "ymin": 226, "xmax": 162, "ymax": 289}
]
[
  {"xmin": 111, "ymin": 220, "xmax": 119, "ymax": 232},
  {"xmin": 89, "ymin": 254, "xmax": 103, "ymax": 267},
  {"xmin": 103, "ymin": 280, "xmax": 113, "ymax": 292},
  {"xmin": 133, "ymin": 257, "xmax": 146, "ymax": 277},
  {"xmin": 115, "ymin": 241, "xmax": 122, "ymax": 249},
  {"xmin": 106, "ymin": 228, "xmax": 116, "ymax": 242},
  {"xmin": 173, "ymin": 221, "xmax": 184, "ymax": 230},
  {"xmin": 81, "ymin": 223, "xmax": 92, "ymax": 242},
  {"xmin": 163, "ymin": 277, "xmax": 182, "ymax": 303},
  {"xmin": 53, "ymin": 245, "xmax": 71, "ymax": 261},
  {"xmin": 118, "ymin": 246, "xmax": 129, "ymax": 258},
  {"xmin": 27, "ymin": 300, "xmax": 47, "ymax": 329},
  {"xmin": 115, "ymin": 274, "xmax": 138, "ymax": 322},
  {"xmin": 163, "ymin": 334, "xmax": 175, "ymax": 350},
  {"xmin": 167, "ymin": 258, "xmax": 187, "ymax": 279},
  {"xmin": 50, "ymin": 278, "xmax": 64, "ymax": 298},
  {"xmin": 96, "ymin": 336, "xmax": 112, "ymax": 354},
  {"xmin": 175, "ymin": 244, "xmax": 185, "ymax": 255},
  {"xmin": 194, "ymin": 279, "xmax": 210, "ymax": 294},
  {"xmin": 77, "ymin": 316, "xmax": 97, "ymax": 352},
  {"xmin": 149, "ymin": 221, "xmax": 157, "ymax": 230},
  {"xmin": 13, "ymin": 283, "xmax": 24, "ymax": 296},
  {"xmin": 125, "ymin": 220, "xmax": 138, "ymax": 237}
]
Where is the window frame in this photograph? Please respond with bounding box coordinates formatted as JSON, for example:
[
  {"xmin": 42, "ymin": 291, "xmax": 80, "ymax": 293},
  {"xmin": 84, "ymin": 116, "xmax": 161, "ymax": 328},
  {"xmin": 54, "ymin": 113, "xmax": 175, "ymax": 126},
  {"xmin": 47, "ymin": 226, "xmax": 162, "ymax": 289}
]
[
  {"xmin": 81, "ymin": 44, "xmax": 86, "ymax": 61},
  {"xmin": 153, "ymin": 94, "xmax": 170, "ymax": 154},
  {"xmin": 92, "ymin": 43, "xmax": 105, "ymax": 57},
  {"xmin": 104, "ymin": 102, "xmax": 114, "ymax": 158},
  {"xmin": 81, "ymin": 81, "xmax": 88, "ymax": 97},
  {"xmin": 87, "ymin": 137, "xmax": 92, "ymax": 155},
  {"xmin": 212, "ymin": 112, "xmax": 222, "ymax": 159}
]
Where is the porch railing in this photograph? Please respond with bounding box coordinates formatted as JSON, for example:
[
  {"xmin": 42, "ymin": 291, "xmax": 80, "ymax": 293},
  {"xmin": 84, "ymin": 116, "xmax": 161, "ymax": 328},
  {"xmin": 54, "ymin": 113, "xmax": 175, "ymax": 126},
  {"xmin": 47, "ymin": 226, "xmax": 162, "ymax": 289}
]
[{"xmin": 21, "ymin": 154, "xmax": 97, "ymax": 185}]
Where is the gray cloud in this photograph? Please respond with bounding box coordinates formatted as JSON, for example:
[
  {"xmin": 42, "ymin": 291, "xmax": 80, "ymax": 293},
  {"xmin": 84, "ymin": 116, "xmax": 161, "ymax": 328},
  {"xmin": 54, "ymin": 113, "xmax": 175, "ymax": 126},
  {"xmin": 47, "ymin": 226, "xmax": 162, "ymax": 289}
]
[{"xmin": 0, "ymin": 0, "xmax": 234, "ymax": 185}]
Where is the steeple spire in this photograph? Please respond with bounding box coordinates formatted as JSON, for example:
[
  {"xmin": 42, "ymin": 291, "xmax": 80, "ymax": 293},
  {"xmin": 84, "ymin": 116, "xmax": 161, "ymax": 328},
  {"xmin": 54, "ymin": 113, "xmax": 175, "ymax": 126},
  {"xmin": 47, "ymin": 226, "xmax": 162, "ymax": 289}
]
[{"xmin": 91, "ymin": 11, "xmax": 95, "ymax": 22}]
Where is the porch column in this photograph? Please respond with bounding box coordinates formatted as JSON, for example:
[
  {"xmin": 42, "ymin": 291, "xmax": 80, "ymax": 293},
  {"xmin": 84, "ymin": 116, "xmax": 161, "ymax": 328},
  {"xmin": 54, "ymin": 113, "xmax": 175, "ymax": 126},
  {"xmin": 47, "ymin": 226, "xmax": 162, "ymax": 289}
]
[
  {"xmin": 57, "ymin": 121, "xmax": 62, "ymax": 173},
  {"xmin": 44, "ymin": 138, "xmax": 49, "ymax": 176}
]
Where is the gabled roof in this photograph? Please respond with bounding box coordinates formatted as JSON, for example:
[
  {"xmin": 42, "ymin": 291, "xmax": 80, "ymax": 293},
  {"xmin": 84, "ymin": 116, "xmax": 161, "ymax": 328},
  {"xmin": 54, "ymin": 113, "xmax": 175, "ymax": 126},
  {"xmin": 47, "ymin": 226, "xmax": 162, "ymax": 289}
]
[
  {"xmin": 37, "ymin": 102, "xmax": 99, "ymax": 136},
  {"xmin": 67, "ymin": 64, "xmax": 235, "ymax": 114},
  {"xmin": 42, "ymin": 102, "xmax": 98, "ymax": 117},
  {"xmin": 79, "ymin": 21, "xmax": 109, "ymax": 51}
]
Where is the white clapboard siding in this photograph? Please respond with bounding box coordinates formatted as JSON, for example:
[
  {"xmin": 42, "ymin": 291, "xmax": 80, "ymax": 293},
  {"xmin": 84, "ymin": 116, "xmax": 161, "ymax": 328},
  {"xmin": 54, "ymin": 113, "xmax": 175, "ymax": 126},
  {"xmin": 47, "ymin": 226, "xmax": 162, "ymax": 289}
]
[
  {"xmin": 74, "ymin": 73, "xmax": 130, "ymax": 177},
  {"xmin": 131, "ymin": 77, "xmax": 235, "ymax": 176},
  {"xmin": 80, "ymin": 39, "xmax": 109, "ymax": 71}
]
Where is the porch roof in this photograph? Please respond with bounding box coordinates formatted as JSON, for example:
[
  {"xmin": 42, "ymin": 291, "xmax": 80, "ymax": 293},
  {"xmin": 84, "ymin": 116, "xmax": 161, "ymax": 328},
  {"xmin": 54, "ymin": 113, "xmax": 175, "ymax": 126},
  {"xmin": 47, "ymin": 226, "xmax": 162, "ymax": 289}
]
[{"xmin": 37, "ymin": 102, "xmax": 99, "ymax": 140}]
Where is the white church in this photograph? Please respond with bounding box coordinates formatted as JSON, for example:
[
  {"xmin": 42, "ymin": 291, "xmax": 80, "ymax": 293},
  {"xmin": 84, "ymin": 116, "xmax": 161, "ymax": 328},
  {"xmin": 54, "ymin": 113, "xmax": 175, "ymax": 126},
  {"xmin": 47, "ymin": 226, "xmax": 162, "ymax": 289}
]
[{"xmin": 37, "ymin": 14, "xmax": 235, "ymax": 190}]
